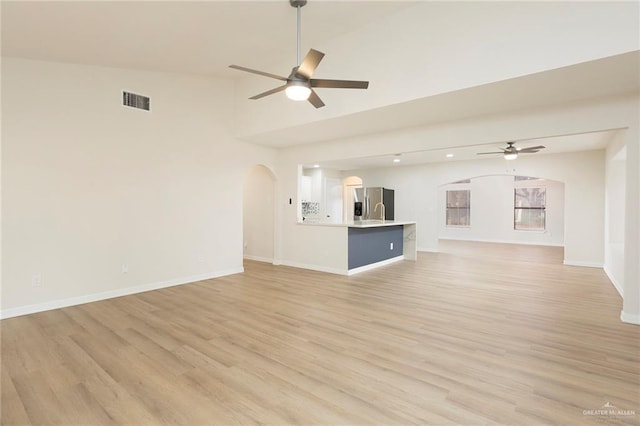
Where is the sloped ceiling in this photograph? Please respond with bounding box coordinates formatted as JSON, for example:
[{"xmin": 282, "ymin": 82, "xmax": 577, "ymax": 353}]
[
  {"xmin": 1, "ymin": 1, "xmax": 414, "ymax": 78},
  {"xmin": 2, "ymin": 1, "xmax": 638, "ymax": 150}
]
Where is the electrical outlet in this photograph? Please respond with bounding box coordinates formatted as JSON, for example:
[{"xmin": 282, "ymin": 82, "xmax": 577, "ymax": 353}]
[
  {"xmin": 390, "ymin": 242, "xmax": 394, "ymax": 250},
  {"xmin": 32, "ymin": 274, "xmax": 42, "ymax": 287},
  {"xmin": 121, "ymin": 264, "xmax": 129, "ymax": 274}
]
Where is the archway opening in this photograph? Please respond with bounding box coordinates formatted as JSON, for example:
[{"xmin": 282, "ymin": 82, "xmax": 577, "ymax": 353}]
[{"xmin": 243, "ymin": 165, "xmax": 276, "ymax": 263}]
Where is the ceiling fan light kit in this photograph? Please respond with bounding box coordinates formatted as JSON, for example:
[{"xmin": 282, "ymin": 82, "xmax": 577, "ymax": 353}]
[
  {"xmin": 228, "ymin": 0, "xmax": 369, "ymax": 108},
  {"xmin": 285, "ymin": 82, "xmax": 311, "ymax": 101},
  {"xmin": 504, "ymin": 153, "xmax": 518, "ymax": 160}
]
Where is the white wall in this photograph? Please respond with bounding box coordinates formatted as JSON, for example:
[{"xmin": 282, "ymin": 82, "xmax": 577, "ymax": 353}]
[
  {"xmin": 277, "ymin": 224, "xmax": 348, "ymax": 275},
  {"xmin": 1, "ymin": 58, "xmax": 276, "ymax": 317},
  {"xmin": 243, "ymin": 165, "xmax": 276, "ymax": 263},
  {"xmin": 438, "ymin": 175, "xmax": 565, "ymax": 246},
  {"xmin": 302, "ymin": 168, "xmax": 323, "ymax": 203},
  {"xmin": 604, "ymin": 131, "xmax": 627, "ymax": 296},
  {"xmin": 623, "ymin": 123, "xmax": 640, "ymax": 324}
]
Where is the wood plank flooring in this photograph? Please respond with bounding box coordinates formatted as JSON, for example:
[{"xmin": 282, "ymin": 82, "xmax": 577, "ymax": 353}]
[{"xmin": 2, "ymin": 241, "xmax": 639, "ymax": 425}]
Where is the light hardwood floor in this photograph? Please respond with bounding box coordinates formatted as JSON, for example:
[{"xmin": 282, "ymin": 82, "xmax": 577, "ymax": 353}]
[{"xmin": 2, "ymin": 241, "xmax": 639, "ymax": 425}]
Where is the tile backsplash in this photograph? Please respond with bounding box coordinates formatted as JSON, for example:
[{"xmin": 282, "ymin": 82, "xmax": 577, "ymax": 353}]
[{"xmin": 301, "ymin": 202, "xmax": 320, "ymax": 216}]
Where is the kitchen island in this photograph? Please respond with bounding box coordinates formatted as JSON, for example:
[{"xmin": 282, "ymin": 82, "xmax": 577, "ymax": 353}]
[{"xmin": 295, "ymin": 220, "xmax": 417, "ymax": 275}]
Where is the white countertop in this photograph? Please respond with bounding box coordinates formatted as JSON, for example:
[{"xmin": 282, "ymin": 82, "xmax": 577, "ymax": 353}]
[
  {"xmin": 348, "ymin": 220, "xmax": 416, "ymax": 228},
  {"xmin": 298, "ymin": 220, "xmax": 416, "ymax": 228}
]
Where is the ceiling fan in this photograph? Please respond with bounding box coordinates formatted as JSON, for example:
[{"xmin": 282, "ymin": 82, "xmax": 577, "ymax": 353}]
[
  {"xmin": 228, "ymin": 0, "xmax": 369, "ymax": 108},
  {"xmin": 477, "ymin": 141, "xmax": 546, "ymax": 160}
]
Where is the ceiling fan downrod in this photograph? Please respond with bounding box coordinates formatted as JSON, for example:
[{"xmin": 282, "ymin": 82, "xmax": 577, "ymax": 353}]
[{"xmin": 290, "ymin": 0, "xmax": 307, "ymax": 67}]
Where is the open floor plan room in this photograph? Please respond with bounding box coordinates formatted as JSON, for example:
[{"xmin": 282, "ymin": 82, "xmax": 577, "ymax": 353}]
[
  {"xmin": 2, "ymin": 2, "xmax": 639, "ymax": 425},
  {"xmin": 2, "ymin": 241, "xmax": 638, "ymax": 425}
]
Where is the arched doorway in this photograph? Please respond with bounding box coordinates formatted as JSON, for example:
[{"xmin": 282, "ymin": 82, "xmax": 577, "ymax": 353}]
[{"xmin": 243, "ymin": 165, "xmax": 276, "ymax": 263}]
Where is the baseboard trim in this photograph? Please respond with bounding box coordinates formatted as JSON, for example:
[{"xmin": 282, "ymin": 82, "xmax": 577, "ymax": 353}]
[
  {"xmin": 603, "ymin": 265, "xmax": 623, "ymax": 297},
  {"xmin": 0, "ymin": 267, "xmax": 244, "ymax": 320},
  {"xmin": 278, "ymin": 260, "xmax": 346, "ymax": 276},
  {"xmin": 347, "ymin": 255, "xmax": 405, "ymax": 276},
  {"xmin": 418, "ymin": 247, "xmax": 439, "ymax": 253},
  {"xmin": 621, "ymin": 311, "xmax": 640, "ymax": 325},
  {"xmin": 438, "ymin": 237, "xmax": 564, "ymax": 247},
  {"xmin": 563, "ymin": 260, "xmax": 603, "ymax": 268},
  {"xmin": 279, "ymin": 255, "xmax": 407, "ymax": 276},
  {"xmin": 243, "ymin": 255, "xmax": 274, "ymax": 263}
]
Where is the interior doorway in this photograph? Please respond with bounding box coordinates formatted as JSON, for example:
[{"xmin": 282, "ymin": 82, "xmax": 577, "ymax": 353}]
[
  {"xmin": 342, "ymin": 176, "xmax": 363, "ymax": 223},
  {"xmin": 243, "ymin": 165, "xmax": 276, "ymax": 263}
]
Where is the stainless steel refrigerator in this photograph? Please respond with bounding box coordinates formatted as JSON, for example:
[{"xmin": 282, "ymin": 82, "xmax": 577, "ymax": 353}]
[{"xmin": 353, "ymin": 187, "xmax": 394, "ymax": 221}]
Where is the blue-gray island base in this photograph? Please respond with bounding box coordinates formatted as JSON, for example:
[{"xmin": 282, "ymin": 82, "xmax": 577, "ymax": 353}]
[{"xmin": 348, "ymin": 225, "xmax": 404, "ymax": 270}]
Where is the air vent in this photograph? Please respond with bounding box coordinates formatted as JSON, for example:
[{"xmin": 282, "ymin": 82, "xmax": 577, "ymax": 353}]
[{"xmin": 122, "ymin": 91, "xmax": 150, "ymax": 111}]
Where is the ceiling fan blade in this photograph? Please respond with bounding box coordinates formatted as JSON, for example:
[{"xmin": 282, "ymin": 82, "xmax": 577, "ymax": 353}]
[
  {"xmin": 307, "ymin": 90, "xmax": 325, "ymax": 109},
  {"xmin": 249, "ymin": 85, "xmax": 287, "ymax": 100},
  {"xmin": 296, "ymin": 49, "xmax": 325, "ymax": 79},
  {"xmin": 229, "ymin": 65, "xmax": 287, "ymax": 81},
  {"xmin": 476, "ymin": 152, "xmax": 503, "ymax": 155},
  {"xmin": 518, "ymin": 145, "xmax": 546, "ymax": 152},
  {"xmin": 311, "ymin": 79, "xmax": 369, "ymax": 89}
]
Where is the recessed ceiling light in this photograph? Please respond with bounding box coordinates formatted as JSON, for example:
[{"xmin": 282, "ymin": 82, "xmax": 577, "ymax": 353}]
[
  {"xmin": 446, "ymin": 153, "xmax": 454, "ymax": 158},
  {"xmin": 393, "ymin": 158, "xmax": 401, "ymax": 163},
  {"xmin": 313, "ymin": 164, "xmax": 320, "ymax": 168}
]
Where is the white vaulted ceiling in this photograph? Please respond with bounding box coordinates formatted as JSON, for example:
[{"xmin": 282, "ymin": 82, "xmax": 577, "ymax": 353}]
[
  {"xmin": 1, "ymin": 1, "xmax": 414, "ymax": 78},
  {"xmin": 2, "ymin": 1, "xmax": 638, "ymax": 149}
]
